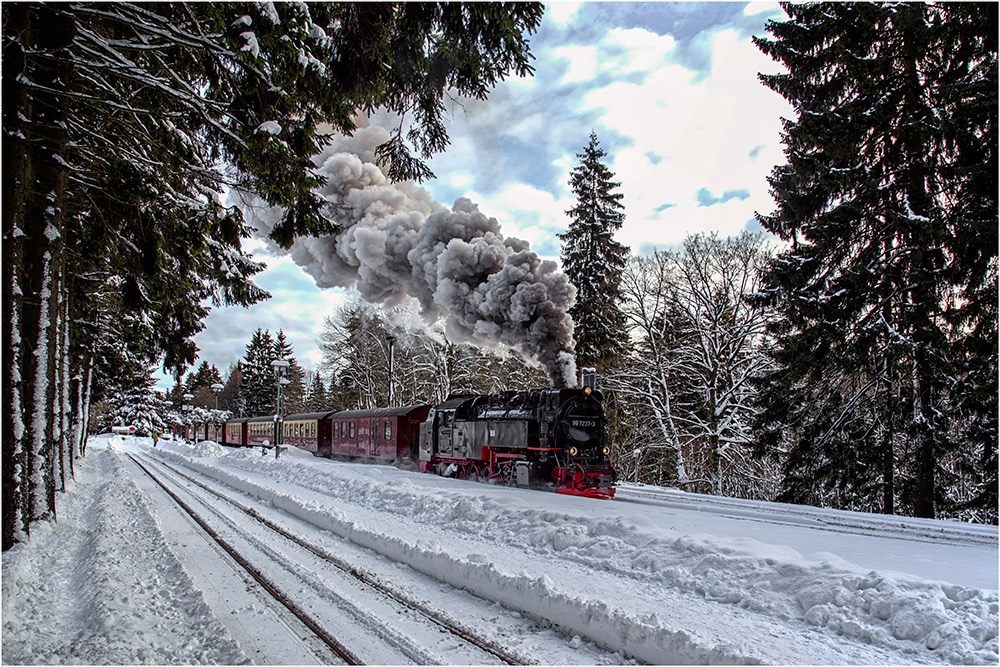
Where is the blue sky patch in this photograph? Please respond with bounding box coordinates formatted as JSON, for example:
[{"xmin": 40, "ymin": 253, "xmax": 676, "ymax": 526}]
[{"xmin": 696, "ymin": 187, "xmax": 751, "ymax": 207}]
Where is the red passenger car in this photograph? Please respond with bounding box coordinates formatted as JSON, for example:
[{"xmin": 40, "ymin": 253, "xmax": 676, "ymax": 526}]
[
  {"xmin": 172, "ymin": 422, "xmax": 209, "ymax": 442},
  {"xmin": 206, "ymin": 422, "xmax": 223, "ymax": 443},
  {"xmin": 281, "ymin": 411, "xmax": 337, "ymax": 454},
  {"xmin": 326, "ymin": 406, "xmax": 430, "ymax": 462},
  {"xmin": 246, "ymin": 415, "xmax": 277, "ymax": 448},
  {"xmin": 224, "ymin": 418, "xmax": 249, "ymax": 447}
]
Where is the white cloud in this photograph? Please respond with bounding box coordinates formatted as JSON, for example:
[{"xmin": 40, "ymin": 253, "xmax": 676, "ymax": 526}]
[
  {"xmin": 549, "ymin": 44, "xmax": 600, "ymax": 85},
  {"xmin": 551, "ymin": 29, "xmax": 677, "ymax": 85},
  {"xmin": 449, "ymin": 172, "xmax": 472, "ymax": 190},
  {"xmin": 577, "ymin": 26, "xmax": 792, "ymax": 251},
  {"xmin": 744, "ymin": 2, "xmax": 782, "ymax": 18},
  {"xmin": 600, "ymin": 28, "xmax": 677, "ymax": 74},
  {"xmin": 545, "ymin": 1, "xmax": 582, "ymax": 27}
]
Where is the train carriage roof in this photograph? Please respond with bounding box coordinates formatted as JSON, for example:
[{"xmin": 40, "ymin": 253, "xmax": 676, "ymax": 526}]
[
  {"xmin": 245, "ymin": 415, "xmax": 278, "ymax": 424},
  {"xmin": 328, "ymin": 405, "xmax": 430, "ymax": 420},
  {"xmin": 282, "ymin": 411, "xmax": 339, "ymax": 422}
]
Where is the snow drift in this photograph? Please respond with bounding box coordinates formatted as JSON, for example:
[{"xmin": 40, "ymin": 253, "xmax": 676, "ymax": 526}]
[{"xmin": 151, "ymin": 441, "xmax": 999, "ymax": 665}]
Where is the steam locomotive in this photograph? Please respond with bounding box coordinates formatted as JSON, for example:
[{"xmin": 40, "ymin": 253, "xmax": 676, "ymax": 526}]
[{"xmin": 215, "ymin": 387, "xmax": 617, "ymax": 499}]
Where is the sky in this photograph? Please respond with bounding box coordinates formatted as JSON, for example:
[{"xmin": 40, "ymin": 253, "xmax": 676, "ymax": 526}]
[{"xmin": 158, "ymin": 1, "xmax": 794, "ymax": 390}]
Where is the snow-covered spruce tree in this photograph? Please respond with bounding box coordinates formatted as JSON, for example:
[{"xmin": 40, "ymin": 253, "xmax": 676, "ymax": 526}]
[
  {"xmin": 305, "ymin": 371, "xmax": 329, "ymax": 413},
  {"xmin": 241, "ymin": 329, "xmax": 277, "ymax": 418},
  {"xmin": 186, "ymin": 362, "xmax": 223, "ymax": 396},
  {"xmin": 753, "ymin": 3, "xmax": 997, "ymax": 519},
  {"xmin": 179, "ymin": 362, "xmax": 228, "ymax": 416},
  {"xmin": 218, "ymin": 364, "xmax": 244, "ymax": 417},
  {"xmin": 3, "ymin": 2, "xmax": 543, "ymax": 549},
  {"xmin": 105, "ymin": 366, "xmax": 168, "ymax": 437},
  {"xmin": 560, "ymin": 132, "xmax": 630, "ymax": 375}
]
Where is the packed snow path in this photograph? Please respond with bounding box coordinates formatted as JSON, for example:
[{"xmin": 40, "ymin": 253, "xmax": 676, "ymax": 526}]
[
  {"xmin": 3, "ymin": 435, "xmax": 997, "ymax": 665},
  {"xmin": 2, "ymin": 441, "xmax": 247, "ymax": 664}
]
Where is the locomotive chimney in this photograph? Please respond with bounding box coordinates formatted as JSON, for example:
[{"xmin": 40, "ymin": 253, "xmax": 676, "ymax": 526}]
[{"xmin": 581, "ymin": 367, "xmax": 598, "ymax": 390}]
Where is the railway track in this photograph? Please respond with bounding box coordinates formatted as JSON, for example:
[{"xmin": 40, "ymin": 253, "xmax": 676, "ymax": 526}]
[
  {"xmin": 616, "ymin": 485, "xmax": 998, "ymax": 547},
  {"xmin": 127, "ymin": 452, "xmax": 526, "ymax": 666}
]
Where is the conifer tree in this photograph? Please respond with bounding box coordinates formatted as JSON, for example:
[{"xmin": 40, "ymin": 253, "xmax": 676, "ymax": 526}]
[
  {"xmin": 187, "ymin": 362, "xmax": 223, "ymax": 395},
  {"xmin": 560, "ymin": 132, "xmax": 630, "ymax": 375},
  {"xmin": 241, "ymin": 329, "xmax": 276, "ymax": 417},
  {"xmin": 219, "ymin": 364, "xmax": 244, "ymax": 417},
  {"xmin": 274, "ymin": 331, "xmax": 307, "ymax": 415},
  {"xmin": 305, "ymin": 371, "xmax": 329, "ymax": 413},
  {"xmin": 753, "ymin": 3, "xmax": 997, "ymax": 520},
  {"xmin": 106, "ymin": 366, "xmax": 168, "ymax": 437}
]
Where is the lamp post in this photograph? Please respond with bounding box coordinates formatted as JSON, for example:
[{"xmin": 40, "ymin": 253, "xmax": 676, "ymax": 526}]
[
  {"xmin": 183, "ymin": 393, "xmax": 194, "ymax": 443},
  {"xmin": 271, "ymin": 359, "xmax": 290, "ymax": 459},
  {"xmin": 387, "ymin": 334, "xmax": 395, "ymax": 407},
  {"xmin": 211, "ymin": 383, "xmax": 223, "ymax": 442}
]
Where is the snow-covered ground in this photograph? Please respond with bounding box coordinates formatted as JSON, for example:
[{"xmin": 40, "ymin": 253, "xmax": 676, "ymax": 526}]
[{"xmin": 3, "ymin": 434, "xmax": 997, "ymax": 665}]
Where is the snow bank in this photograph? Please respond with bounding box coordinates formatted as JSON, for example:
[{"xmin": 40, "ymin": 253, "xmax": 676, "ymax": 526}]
[
  {"xmin": 152, "ymin": 447, "xmax": 999, "ymax": 665},
  {"xmin": 2, "ymin": 448, "xmax": 246, "ymax": 665}
]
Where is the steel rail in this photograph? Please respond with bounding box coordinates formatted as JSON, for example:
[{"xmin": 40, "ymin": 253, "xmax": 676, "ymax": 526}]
[
  {"xmin": 135, "ymin": 452, "xmax": 525, "ymax": 665},
  {"xmin": 127, "ymin": 454, "xmax": 362, "ymax": 665}
]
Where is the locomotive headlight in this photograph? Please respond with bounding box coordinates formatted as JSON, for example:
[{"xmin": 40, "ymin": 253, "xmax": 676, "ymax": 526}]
[
  {"xmin": 584, "ymin": 386, "xmax": 593, "ymax": 395},
  {"xmin": 602, "ymin": 446, "xmax": 610, "ymax": 455},
  {"xmin": 569, "ymin": 447, "xmax": 578, "ymax": 456}
]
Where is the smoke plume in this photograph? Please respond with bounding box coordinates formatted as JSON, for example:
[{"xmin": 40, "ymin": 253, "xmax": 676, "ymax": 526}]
[{"xmin": 243, "ymin": 124, "xmax": 579, "ymax": 388}]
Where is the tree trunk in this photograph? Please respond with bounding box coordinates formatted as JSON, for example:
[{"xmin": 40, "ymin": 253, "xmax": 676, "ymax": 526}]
[
  {"xmin": 79, "ymin": 357, "xmax": 94, "ymax": 458},
  {"xmin": 14, "ymin": 4, "xmax": 76, "ymax": 532},
  {"xmin": 26, "ymin": 253, "xmax": 56, "ymax": 523},
  {"xmin": 58, "ymin": 294, "xmax": 72, "ymax": 491},
  {"xmin": 881, "ymin": 420, "xmax": 895, "ymax": 515},
  {"xmin": 912, "ymin": 357, "xmax": 937, "ymax": 519},
  {"xmin": 2, "ymin": 2, "xmax": 31, "ymax": 551}
]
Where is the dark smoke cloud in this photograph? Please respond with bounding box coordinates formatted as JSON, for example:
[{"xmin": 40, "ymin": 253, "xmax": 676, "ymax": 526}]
[{"xmin": 241, "ymin": 124, "xmax": 578, "ymax": 388}]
